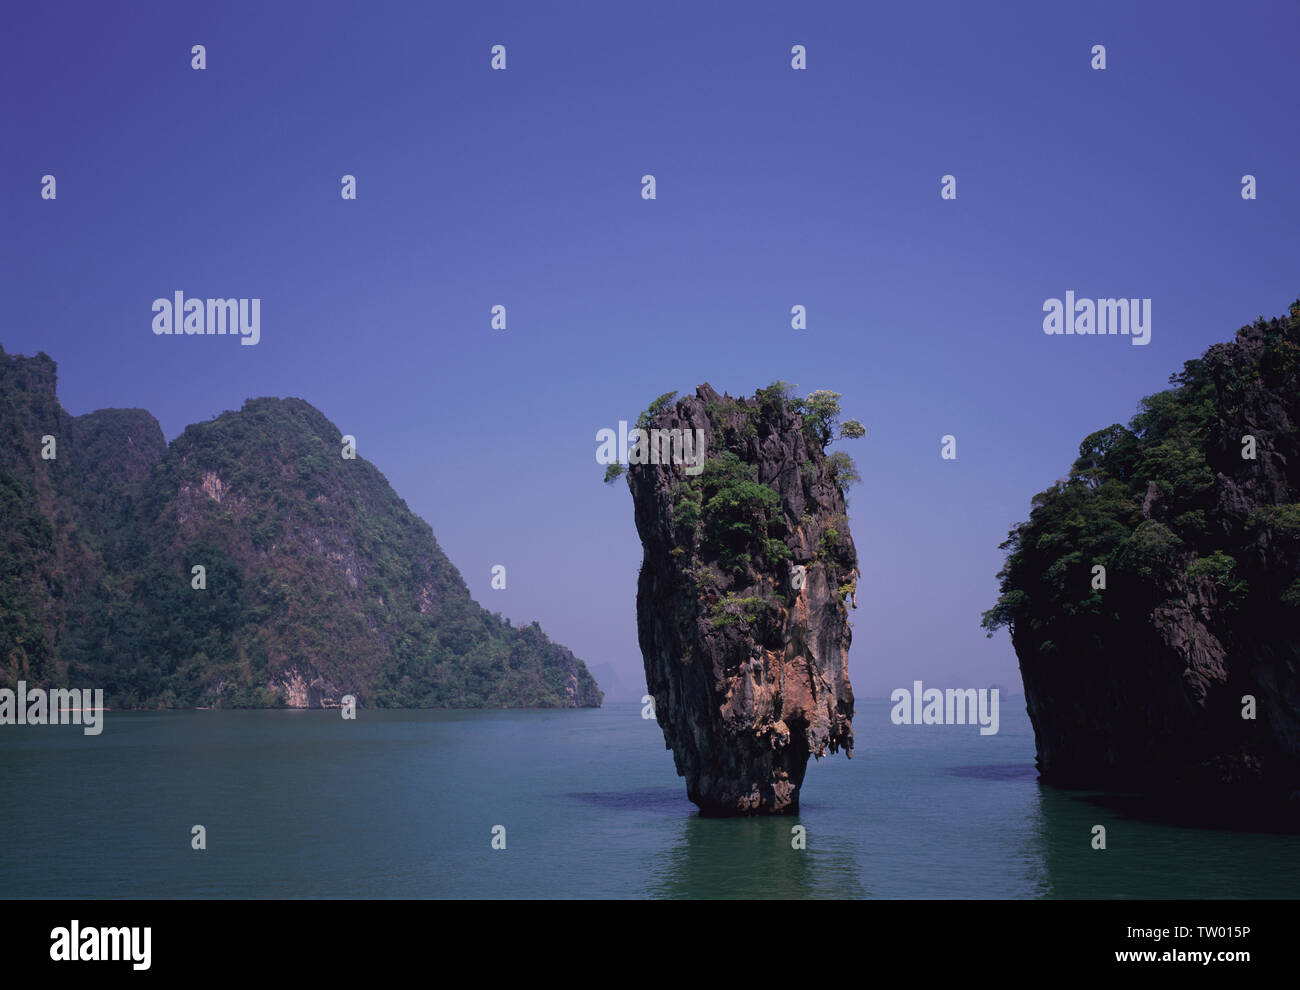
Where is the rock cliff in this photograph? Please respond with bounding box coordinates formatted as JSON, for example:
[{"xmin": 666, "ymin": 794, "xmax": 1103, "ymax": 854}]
[
  {"xmin": 0, "ymin": 348, "xmax": 166, "ymax": 686},
  {"xmin": 0, "ymin": 347, "xmax": 601, "ymax": 710},
  {"xmin": 626, "ymin": 384, "xmax": 860, "ymax": 814},
  {"xmin": 984, "ymin": 302, "xmax": 1300, "ymax": 814}
]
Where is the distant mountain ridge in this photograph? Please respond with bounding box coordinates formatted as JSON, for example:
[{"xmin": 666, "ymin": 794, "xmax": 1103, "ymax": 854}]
[{"xmin": 0, "ymin": 346, "xmax": 601, "ymax": 710}]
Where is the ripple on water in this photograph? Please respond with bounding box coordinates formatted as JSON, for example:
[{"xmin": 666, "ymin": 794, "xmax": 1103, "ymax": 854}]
[{"xmin": 944, "ymin": 763, "xmax": 1039, "ymax": 782}]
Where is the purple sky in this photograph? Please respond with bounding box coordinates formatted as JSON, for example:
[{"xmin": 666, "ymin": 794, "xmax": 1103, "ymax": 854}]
[{"xmin": 2, "ymin": 0, "xmax": 1297, "ymax": 699}]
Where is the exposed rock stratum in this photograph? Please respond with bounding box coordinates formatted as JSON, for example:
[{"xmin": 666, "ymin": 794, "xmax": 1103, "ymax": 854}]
[{"xmin": 627, "ymin": 384, "xmax": 858, "ymax": 815}]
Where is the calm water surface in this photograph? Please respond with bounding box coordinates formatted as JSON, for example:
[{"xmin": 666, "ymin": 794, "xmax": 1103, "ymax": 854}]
[{"xmin": 2, "ymin": 701, "xmax": 1297, "ymax": 898}]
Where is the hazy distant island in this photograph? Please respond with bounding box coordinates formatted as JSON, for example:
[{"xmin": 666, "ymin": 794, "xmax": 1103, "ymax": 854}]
[
  {"xmin": 610, "ymin": 383, "xmax": 865, "ymax": 815},
  {"xmin": 0, "ymin": 347, "xmax": 601, "ymax": 710},
  {"xmin": 984, "ymin": 301, "xmax": 1300, "ymax": 814}
]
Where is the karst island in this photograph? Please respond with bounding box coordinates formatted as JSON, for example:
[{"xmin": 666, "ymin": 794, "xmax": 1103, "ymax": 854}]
[
  {"xmin": 606, "ymin": 383, "xmax": 865, "ymax": 815},
  {"xmin": 984, "ymin": 300, "xmax": 1300, "ymax": 824}
]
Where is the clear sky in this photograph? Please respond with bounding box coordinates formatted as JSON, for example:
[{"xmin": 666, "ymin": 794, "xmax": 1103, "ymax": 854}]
[{"xmin": 2, "ymin": 0, "xmax": 1296, "ymax": 700}]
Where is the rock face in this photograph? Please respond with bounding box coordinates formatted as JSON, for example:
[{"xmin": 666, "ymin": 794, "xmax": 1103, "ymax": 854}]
[
  {"xmin": 627, "ymin": 384, "xmax": 857, "ymax": 815},
  {"xmin": 0, "ymin": 347, "xmax": 166, "ymax": 687},
  {"xmin": 0, "ymin": 346, "xmax": 601, "ymax": 710},
  {"xmin": 985, "ymin": 302, "xmax": 1300, "ymax": 812}
]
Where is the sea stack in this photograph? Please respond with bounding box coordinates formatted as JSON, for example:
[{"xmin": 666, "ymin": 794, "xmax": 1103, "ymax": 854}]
[{"xmin": 626, "ymin": 384, "xmax": 859, "ymax": 814}]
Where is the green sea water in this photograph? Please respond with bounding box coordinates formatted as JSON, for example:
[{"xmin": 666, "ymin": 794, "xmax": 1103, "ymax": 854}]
[{"xmin": 1, "ymin": 700, "xmax": 1297, "ymax": 898}]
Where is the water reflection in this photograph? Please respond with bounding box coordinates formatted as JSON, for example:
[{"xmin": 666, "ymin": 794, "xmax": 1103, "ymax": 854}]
[
  {"xmin": 647, "ymin": 810, "xmax": 867, "ymax": 899},
  {"xmin": 571, "ymin": 762, "xmax": 1300, "ymax": 898},
  {"xmin": 1029, "ymin": 780, "xmax": 1300, "ymax": 898}
]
